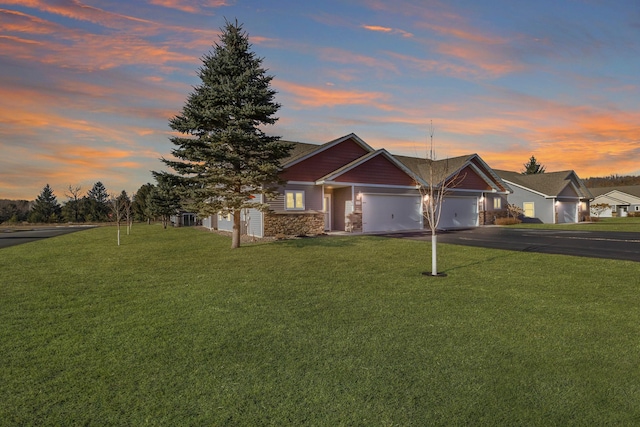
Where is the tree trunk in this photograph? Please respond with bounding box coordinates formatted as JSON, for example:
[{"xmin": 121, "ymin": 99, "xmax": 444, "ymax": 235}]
[
  {"xmin": 431, "ymin": 232, "xmax": 437, "ymax": 276},
  {"xmin": 231, "ymin": 210, "xmax": 241, "ymax": 249}
]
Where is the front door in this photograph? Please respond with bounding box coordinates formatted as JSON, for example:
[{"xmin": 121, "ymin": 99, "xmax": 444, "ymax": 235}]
[{"xmin": 323, "ymin": 195, "xmax": 332, "ymax": 231}]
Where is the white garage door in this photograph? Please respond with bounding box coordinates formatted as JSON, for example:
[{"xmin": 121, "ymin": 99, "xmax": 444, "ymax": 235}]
[
  {"xmin": 438, "ymin": 197, "xmax": 478, "ymax": 229},
  {"xmin": 362, "ymin": 194, "xmax": 422, "ymax": 233},
  {"xmin": 557, "ymin": 202, "xmax": 577, "ymax": 223}
]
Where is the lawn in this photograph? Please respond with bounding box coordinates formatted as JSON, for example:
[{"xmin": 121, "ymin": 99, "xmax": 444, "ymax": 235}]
[
  {"xmin": 509, "ymin": 216, "xmax": 640, "ymax": 232},
  {"xmin": 1, "ymin": 225, "xmax": 639, "ymax": 425}
]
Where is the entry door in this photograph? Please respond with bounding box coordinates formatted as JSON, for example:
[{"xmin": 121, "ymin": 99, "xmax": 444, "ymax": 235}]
[
  {"xmin": 323, "ymin": 195, "xmax": 332, "ymax": 231},
  {"xmin": 523, "ymin": 202, "xmax": 535, "ymax": 218}
]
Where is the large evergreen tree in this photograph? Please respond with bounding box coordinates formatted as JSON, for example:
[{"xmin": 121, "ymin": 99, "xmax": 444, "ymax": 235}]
[
  {"xmin": 522, "ymin": 155, "xmax": 546, "ymax": 174},
  {"xmin": 29, "ymin": 184, "xmax": 61, "ymax": 223},
  {"xmin": 154, "ymin": 20, "xmax": 292, "ymax": 248}
]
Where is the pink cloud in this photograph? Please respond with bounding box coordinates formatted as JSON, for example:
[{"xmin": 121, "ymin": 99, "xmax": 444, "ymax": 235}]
[{"xmin": 318, "ymin": 47, "xmax": 399, "ymax": 74}]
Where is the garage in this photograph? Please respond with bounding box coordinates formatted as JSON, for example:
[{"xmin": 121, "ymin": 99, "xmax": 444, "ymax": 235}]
[
  {"xmin": 556, "ymin": 201, "xmax": 577, "ymax": 223},
  {"xmin": 438, "ymin": 196, "xmax": 478, "ymax": 229},
  {"xmin": 361, "ymin": 194, "xmax": 422, "ymax": 233}
]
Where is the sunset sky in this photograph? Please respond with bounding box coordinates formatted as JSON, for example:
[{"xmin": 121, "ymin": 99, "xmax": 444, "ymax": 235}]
[{"xmin": 1, "ymin": 0, "xmax": 639, "ymax": 201}]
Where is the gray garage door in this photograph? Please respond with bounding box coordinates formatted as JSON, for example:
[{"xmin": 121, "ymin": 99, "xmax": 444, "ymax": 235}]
[
  {"xmin": 362, "ymin": 194, "xmax": 422, "ymax": 233},
  {"xmin": 438, "ymin": 196, "xmax": 478, "ymax": 229}
]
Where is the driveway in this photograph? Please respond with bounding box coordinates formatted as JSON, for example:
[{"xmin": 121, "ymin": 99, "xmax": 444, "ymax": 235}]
[
  {"xmin": 0, "ymin": 226, "xmax": 96, "ymax": 249},
  {"xmin": 380, "ymin": 227, "xmax": 640, "ymax": 263}
]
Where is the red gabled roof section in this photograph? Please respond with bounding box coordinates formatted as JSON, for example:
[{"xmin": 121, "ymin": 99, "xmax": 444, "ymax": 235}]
[
  {"xmin": 452, "ymin": 165, "xmax": 493, "ymax": 190},
  {"xmin": 469, "ymin": 157, "xmax": 509, "ymax": 192},
  {"xmin": 333, "ymin": 153, "xmax": 416, "ymax": 186},
  {"xmin": 280, "ymin": 136, "xmax": 370, "ymax": 182}
]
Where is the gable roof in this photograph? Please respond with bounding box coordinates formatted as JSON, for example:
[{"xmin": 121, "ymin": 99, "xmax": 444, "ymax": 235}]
[
  {"xmin": 589, "ymin": 185, "xmax": 640, "ymax": 199},
  {"xmin": 495, "ymin": 170, "xmax": 592, "ymax": 199},
  {"xmin": 279, "ymin": 133, "xmax": 510, "ymax": 193},
  {"xmin": 316, "ymin": 149, "xmax": 419, "ymax": 186},
  {"xmin": 281, "ymin": 133, "xmax": 374, "ymax": 168},
  {"xmin": 396, "ymin": 153, "xmax": 511, "ymax": 193}
]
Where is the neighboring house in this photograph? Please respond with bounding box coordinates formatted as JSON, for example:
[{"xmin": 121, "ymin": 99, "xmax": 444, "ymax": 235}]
[
  {"xmin": 203, "ymin": 133, "xmax": 511, "ymax": 236},
  {"xmin": 495, "ymin": 170, "xmax": 593, "ymax": 224},
  {"xmin": 171, "ymin": 211, "xmax": 197, "ymax": 227},
  {"xmin": 588, "ymin": 186, "xmax": 640, "ymax": 217}
]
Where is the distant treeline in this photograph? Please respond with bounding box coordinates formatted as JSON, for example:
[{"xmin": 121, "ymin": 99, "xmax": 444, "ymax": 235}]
[
  {"xmin": 584, "ymin": 175, "xmax": 640, "ymax": 188},
  {"xmin": 0, "ymin": 199, "xmax": 31, "ymax": 223}
]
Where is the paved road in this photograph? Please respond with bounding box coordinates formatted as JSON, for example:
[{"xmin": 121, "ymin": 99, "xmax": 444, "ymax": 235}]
[
  {"xmin": 0, "ymin": 226, "xmax": 95, "ymax": 249},
  {"xmin": 380, "ymin": 227, "xmax": 640, "ymax": 263}
]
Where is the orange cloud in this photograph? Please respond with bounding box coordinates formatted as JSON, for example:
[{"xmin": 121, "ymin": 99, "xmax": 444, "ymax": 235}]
[
  {"xmin": 362, "ymin": 24, "xmax": 413, "ymax": 38},
  {"xmin": 148, "ymin": 0, "xmax": 229, "ymax": 14},
  {"xmin": 275, "ymin": 81, "xmax": 391, "ymax": 109}
]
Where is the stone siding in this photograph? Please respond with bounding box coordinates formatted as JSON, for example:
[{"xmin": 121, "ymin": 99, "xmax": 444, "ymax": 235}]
[{"xmin": 264, "ymin": 212, "xmax": 324, "ymax": 237}]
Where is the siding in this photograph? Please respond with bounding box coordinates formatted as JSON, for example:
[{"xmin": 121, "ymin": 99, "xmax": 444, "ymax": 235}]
[
  {"xmin": 280, "ymin": 138, "xmax": 369, "ymax": 182},
  {"xmin": 334, "ymin": 154, "xmax": 416, "ymax": 186},
  {"xmin": 508, "ymin": 186, "xmax": 554, "ymax": 223},
  {"xmin": 453, "ymin": 165, "xmax": 492, "ymax": 191},
  {"xmin": 268, "ymin": 184, "xmax": 323, "ymax": 212},
  {"xmin": 470, "ymin": 158, "xmax": 509, "ymax": 192}
]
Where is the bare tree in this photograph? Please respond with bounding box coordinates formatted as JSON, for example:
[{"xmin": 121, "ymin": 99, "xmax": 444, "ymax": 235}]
[
  {"xmin": 590, "ymin": 203, "xmax": 610, "ymax": 219},
  {"xmin": 507, "ymin": 203, "xmax": 523, "ymax": 220},
  {"xmin": 65, "ymin": 185, "xmax": 82, "ymax": 223},
  {"xmin": 418, "ymin": 123, "xmax": 464, "ymax": 276},
  {"xmin": 109, "ymin": 191, "xmax": 129, "ymax": 246}
]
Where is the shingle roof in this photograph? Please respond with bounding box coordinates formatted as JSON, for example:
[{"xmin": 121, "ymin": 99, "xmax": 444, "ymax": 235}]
[
  {"xmin": 280, "ymin": 140, "xmax": 320, "ymax": 165},
  {"xmin": 395, "ymin": 154, "xmax": 476, "ymax": 186},
  {"xmin": 279, "ymin": 135, "xmax": 509, "ymax": 192},
  {"xmin": 495, "ymin": 170, "xmax": 591, "ymax": 198},
  {"xmin": 589, "ymin": 185, "xmax": 640, "ymax": 198}
]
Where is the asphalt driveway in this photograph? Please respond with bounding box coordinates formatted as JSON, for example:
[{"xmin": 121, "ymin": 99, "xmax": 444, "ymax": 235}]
[
  {"xmin": 0, "ymin": 226, "xmax": 95, "ymax": 249},
  {"xmin": 380, "ymin": 227, "xmax": 640, "ymax": 263}
]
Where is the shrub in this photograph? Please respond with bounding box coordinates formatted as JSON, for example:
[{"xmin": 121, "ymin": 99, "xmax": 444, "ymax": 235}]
[{"xmin": 495, "ymin": 217, "xmax": 521, "ymax": 225}]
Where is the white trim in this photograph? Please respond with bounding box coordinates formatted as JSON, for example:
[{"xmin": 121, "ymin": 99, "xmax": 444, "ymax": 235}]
[
  {"xmin": 503, "ymin": 180, "xmax": 550, "ymax": 198},
  {"xmin": 316, "ymin": 180, "xmax": 418, "ymax": 189},
  {"xmin": 286, "ymin": 180, "xmax": 316, "ymax": 185}
]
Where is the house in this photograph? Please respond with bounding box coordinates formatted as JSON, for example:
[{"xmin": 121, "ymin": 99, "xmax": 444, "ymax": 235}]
[
  {"xmin": 495, "ymin": 170, "xmax": 593, "ymax": 223},
  {"xmin": 203, "ymin": 133, "xmax": 511, "ymax": 236},
  {"xmin": 394, "ymin": 153, "xmax": 512, "ymax": 229},
  {"xmin": 589, "ymin": 186, "xmax": 640, "ymax": 217}
]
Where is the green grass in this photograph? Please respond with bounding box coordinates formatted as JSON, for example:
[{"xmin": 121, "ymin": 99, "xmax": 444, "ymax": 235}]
[
  {"xmin": 509, "ymin": 216, "xmax": 640, "ymax": 232},
  {"xmin": 1, "ymin": 225, "xmax": 639, "ymax": 426}
]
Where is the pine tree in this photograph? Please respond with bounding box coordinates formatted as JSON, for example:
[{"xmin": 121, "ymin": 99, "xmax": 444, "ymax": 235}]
[
  {"xmin": 132, "ymin": 183, "xmax": 156, "ymax": 224},
  {"xmin": 29, "ymin": 184, "xmax": 61, "ymax": 223},
  {"xmin": 522, "ymin": 155, "xmax": 546, "ymax": 174},
  {"xmin": 148, "ymin": 183, "xmax": 181, "ymax": 229},
  {"xmin": 85, "ymin": 181, "xmax": 109, "ymax": 221},
  {"xmin": 154, "ymin": 20, "xmax": 292, "ymax": 248}
]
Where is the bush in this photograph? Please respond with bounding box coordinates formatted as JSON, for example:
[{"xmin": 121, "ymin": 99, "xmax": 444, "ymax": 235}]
[{"xmin": 495, "ymin": 217, "xmax": 521, "ymax": 225}]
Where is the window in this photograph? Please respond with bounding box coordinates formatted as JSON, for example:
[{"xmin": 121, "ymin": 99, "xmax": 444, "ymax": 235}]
[
  {"xmin": 493, "ymin": 198, "xmax": 502, "ymax": 210},
  {"xmin": 636, "ymin": 206, "xmax": 639, "ymax": 212},
  {"xmin": 285, "ymin": 190, "xmax": 305, "ymax": 210},
  {"xmin": 523, "ymin": 202, "xmax": 535, "ymax": 218}
]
